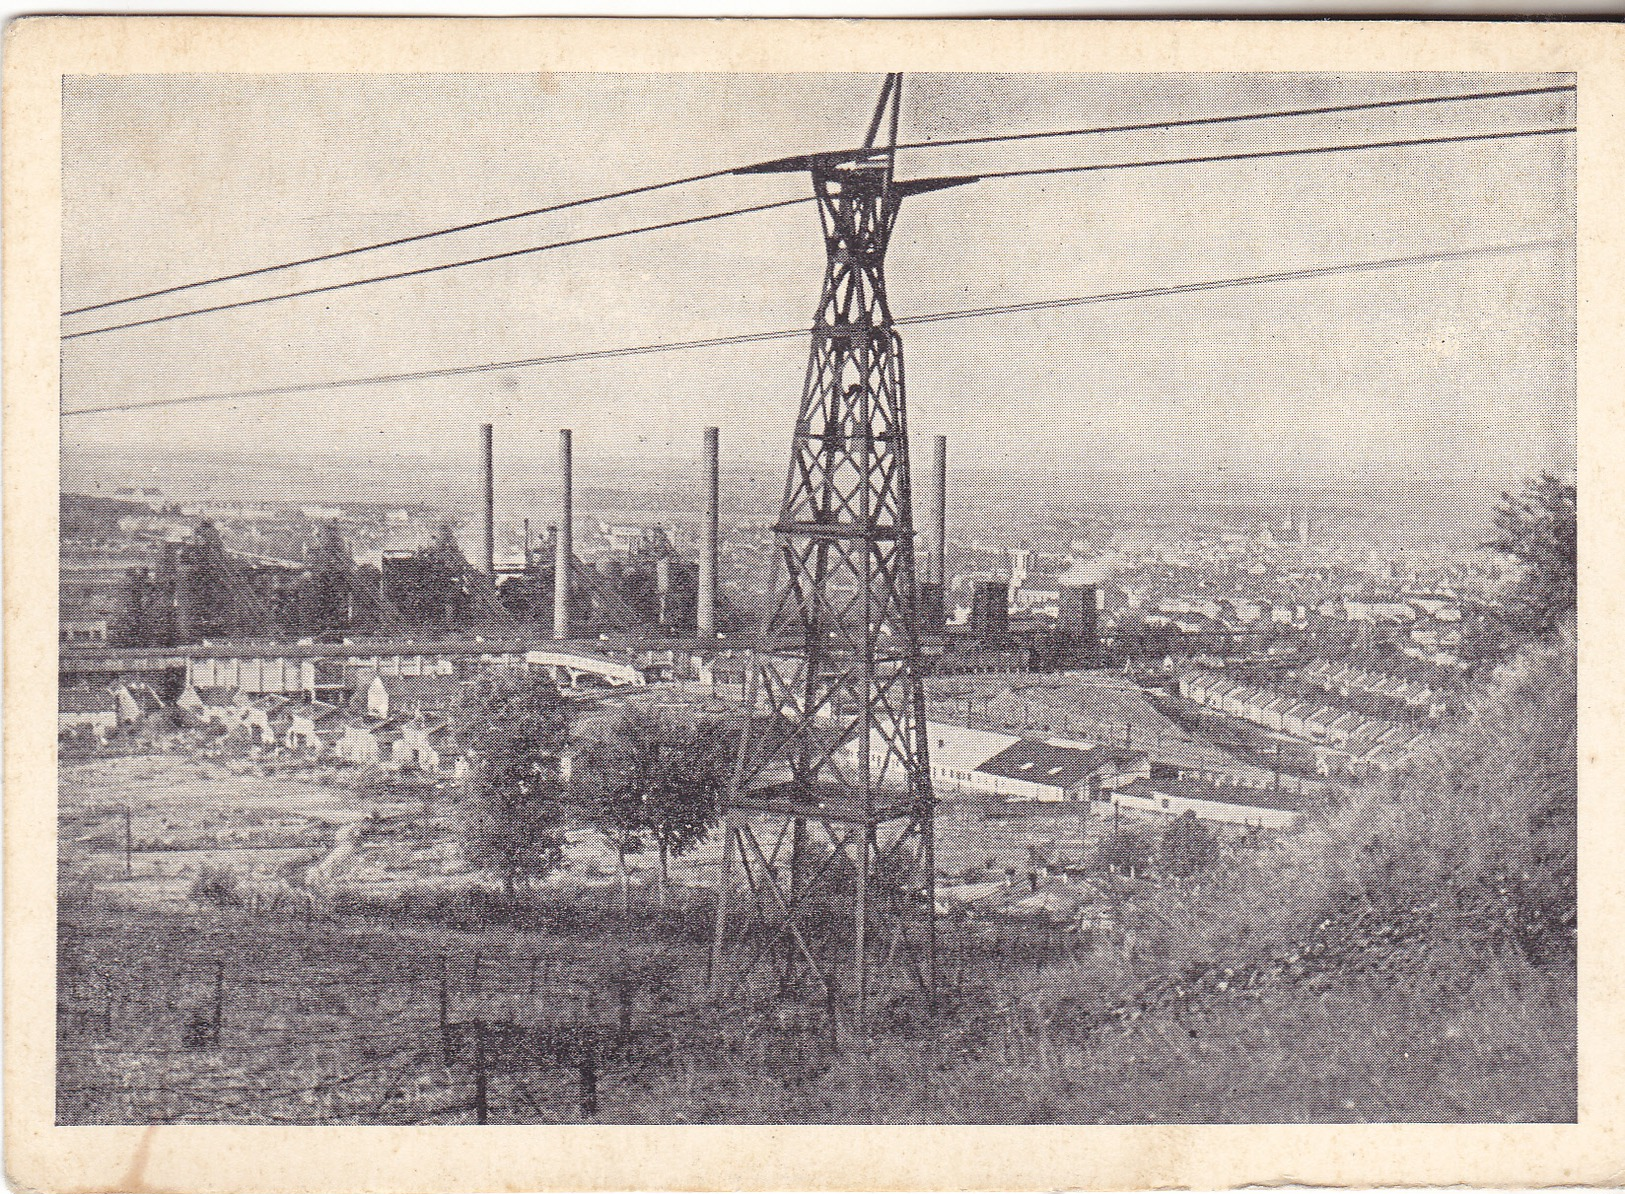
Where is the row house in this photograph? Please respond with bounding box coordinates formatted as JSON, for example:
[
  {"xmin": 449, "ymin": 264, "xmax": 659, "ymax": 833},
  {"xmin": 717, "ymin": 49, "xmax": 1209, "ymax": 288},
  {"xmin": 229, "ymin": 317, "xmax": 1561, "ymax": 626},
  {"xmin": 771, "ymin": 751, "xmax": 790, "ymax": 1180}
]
[
  {"xmin": 1281, "ymin": 701, "xmax": 1319, "ymax": 739},
  {"xmin": 1178, "ymin": 672, "xmax": 1233, "ymax": 711},
  {"xmin": 1314, "ymin": 662, "xmax": 1446, "ymax": 716},
  {"xmin": 1327, "ymin": 710, "xmax": 1367, "ymax": 747},
  {"xmin": 59, "ymin": 687, "xmax": 121, "ymax": 738},
  {"xmin": 1259, "ymin": 693, "xmax": 1295, "ymax": 731},
  {"xmin": 1222, "ymin": 684, "xmax": 1260, "ymax": 719},
  {"xmin": 285, "ymin": 701, "xmax": 346, "ymax": 753},
  {"xmin": 1183, "ymin": 670, "xmax": 1395, "ymax": 748}
]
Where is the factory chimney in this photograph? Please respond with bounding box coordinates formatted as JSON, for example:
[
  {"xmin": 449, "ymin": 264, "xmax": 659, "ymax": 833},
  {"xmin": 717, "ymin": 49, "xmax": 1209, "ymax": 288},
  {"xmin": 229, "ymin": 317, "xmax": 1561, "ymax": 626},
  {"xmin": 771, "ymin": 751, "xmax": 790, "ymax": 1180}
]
[
  {"xmin": 970, "ymin": 580, "xmax": 1009, "ymax": 640},
  {"xmin": 697, "ymin": 426, "xmax": 719, "ymax": 638},
  {"xmin": 554, "ymin": 429, "xmax": 572, "ymax": 640},
  {"xmin": 920, "ymin": 434, "xmax": 947, "ymax": 629},
  {"xmin": 480, "ymin": 423, "xmax": 495, "ymax": 577}
]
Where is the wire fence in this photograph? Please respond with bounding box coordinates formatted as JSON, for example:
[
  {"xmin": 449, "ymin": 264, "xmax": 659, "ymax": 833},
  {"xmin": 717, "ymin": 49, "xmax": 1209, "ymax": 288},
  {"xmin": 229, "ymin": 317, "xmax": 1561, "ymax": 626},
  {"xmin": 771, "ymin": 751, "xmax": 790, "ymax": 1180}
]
[
  {"xmin": 56, "ymin": 940, "xmax": 717, "ymax": 1124},
  {"xmin": 56, "ymin": 900, "xmax": 1130, "ymax": 1125}
]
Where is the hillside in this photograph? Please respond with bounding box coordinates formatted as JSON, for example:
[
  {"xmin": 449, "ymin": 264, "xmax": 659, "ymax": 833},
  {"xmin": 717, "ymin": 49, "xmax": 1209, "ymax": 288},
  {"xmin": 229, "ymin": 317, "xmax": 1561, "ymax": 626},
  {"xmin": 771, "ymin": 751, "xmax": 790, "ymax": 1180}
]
[
  {"xmin": 61, "ymin": 491, "xmax": 145, "ymax": 538},
  {"xmin": 674, "ymin": 626, "xmax": 1577, "ymax": 1121},
  {"xmin": 955, "ymin": 624, "xmax": 1579, "ymax": 1121}
]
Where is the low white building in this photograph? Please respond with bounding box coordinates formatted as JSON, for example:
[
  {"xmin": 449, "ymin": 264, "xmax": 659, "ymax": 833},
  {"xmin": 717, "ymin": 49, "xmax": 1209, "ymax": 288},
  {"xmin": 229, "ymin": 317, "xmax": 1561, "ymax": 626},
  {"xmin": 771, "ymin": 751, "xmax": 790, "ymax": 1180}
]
[
  {"xmin": 1112, "ymin": 776, "xmax": 1302, "ymax": 829},
  {"xmin": 60, "ymin": 687, "xmax": 120, "ymax": 738},
  {"xmin": 973, "ymin": 739, "xmax": 1149, "ymax": 803},
  {"xmin": 925, "ymin": 721, "xmax": 1022, "ymax": 795}
]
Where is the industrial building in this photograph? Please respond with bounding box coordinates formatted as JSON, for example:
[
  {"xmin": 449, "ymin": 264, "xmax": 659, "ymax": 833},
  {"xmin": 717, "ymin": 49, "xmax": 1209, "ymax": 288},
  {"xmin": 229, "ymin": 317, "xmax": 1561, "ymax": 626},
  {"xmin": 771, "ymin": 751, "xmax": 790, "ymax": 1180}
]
[{"xmin": 1111, "ymin": 775, "xmax": 1303, "ymax": 829}]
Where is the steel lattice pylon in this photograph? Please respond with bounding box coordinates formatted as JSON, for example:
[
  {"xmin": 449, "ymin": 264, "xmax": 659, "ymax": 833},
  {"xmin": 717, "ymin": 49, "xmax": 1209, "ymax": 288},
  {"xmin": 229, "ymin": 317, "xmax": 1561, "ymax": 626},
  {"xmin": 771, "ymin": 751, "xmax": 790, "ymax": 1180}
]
[{"xmin": 708, "ymin": 76, "xmax": 975, "ymax": 1026}]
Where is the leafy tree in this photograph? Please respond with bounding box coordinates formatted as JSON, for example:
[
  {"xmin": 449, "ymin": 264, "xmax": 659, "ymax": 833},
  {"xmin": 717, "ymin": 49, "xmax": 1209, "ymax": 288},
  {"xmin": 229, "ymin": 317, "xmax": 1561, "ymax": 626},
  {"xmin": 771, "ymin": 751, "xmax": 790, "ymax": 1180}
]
[
  {"xmin": 1160, "ymin": 810, "xmax": 1219, "ymax": 878},
  {"xmin": 145, "ymin": 544, "xmax": 179, "ymax": 648},
  {"xmin": 449, "ymin": 671, "xmax": 574, "ymax": 898},
  {"xmin": 1096, "ymin": 825, "xmax": 1154, "ymax": 876},
  {"xmin": 571, "ymin": 708, "xmax": 729, "ymax": 911},
  {"xmin": 177, "ymin": 521, "xmax": 239, "ymax": 641},
  {"xmin": 1489, "ymin": 471, "xmax": 1576, "ymax": 635}
]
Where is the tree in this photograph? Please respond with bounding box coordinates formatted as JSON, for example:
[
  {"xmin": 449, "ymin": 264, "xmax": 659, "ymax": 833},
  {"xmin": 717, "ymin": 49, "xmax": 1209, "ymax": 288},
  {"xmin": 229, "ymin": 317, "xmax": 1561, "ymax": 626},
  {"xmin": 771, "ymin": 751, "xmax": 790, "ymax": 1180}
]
[
  {"xmin": 449, "ymin": 671, "xmax": 574, "ymax": 898},
  {"xmin": 1096, "ymin": 825, "xmax": 1154, "ymax": 876},
  {"xmin": 1489, "ymin": 471, "xmax": 1576, "ymax": 635},
  {"xmin": 570, "ymin": 708, "xmax": 728, "ymax": 911},
  {"xmin": 1160, "ymin": 810, "xmax": 1219, "ymax": 878},
  {"xmin": 145, "ymin": 544, "xmax": 179, "ymax": 648}
]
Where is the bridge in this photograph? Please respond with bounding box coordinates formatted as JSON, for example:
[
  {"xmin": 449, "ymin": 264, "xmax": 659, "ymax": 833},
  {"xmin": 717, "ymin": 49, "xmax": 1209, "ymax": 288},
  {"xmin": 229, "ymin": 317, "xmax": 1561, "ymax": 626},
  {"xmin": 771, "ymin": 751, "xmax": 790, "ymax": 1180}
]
[
  {"xmin": 525, "ymin": 648, "xmax": 648, "ymax": 688},
  {"xmin": 60, "ymin": 635, "xmax": 694, "ymax": 692}
]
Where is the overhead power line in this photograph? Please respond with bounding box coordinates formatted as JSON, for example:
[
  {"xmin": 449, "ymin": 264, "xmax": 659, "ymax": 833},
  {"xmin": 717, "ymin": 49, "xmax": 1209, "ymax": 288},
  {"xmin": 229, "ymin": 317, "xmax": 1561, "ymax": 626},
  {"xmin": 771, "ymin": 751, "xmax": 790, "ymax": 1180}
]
[
  {"xmin": 63, "ymin": 124, "xmax": 1572, "ymax": 342},
  {"xmin": 893, "ymin": 83, "xmax": 1574, "ymax": 154},
  {"xmin": 64, "ymin": 82, "xmax": 1573, "ymax": 322},
  {"xmin": 61, "ymin": 238, "xmax": 1564, "ymax": 419},
  {"xmin": 963, "ymin": 124, "xmax": 1574, "ymax": 185},
  {"xmin": 62, "ymin": 195, "xmax": 814, "ymax": 341},
  {"xmin": 61, "ymin": 166, "xmax": 738, "ymax": 318}
]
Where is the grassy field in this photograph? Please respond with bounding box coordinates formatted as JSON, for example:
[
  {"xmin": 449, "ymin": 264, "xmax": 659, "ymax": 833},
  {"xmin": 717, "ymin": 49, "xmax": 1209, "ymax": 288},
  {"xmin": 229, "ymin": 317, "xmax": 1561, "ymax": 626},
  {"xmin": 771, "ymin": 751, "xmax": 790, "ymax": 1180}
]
[
  {"xmin": 56, "ymin": 879, "xmax": 1573, "ymax": 1124},
  {"xmin": 60, "ymin": 753, "xmax": 1139, "ymax": 911}
]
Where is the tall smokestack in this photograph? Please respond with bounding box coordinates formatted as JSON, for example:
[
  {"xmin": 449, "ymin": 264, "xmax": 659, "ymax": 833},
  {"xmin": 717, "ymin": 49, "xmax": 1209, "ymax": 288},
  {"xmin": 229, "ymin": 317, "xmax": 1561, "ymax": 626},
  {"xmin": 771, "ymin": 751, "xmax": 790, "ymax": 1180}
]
[
  {"xmin": 554, "ymin": 429, "xmax": 572, "ymax": 640},
  {"xmin": 480, "ymin": 424, "xmax": 495, "ymax": 577},
  {"xmin": 697, "ymin": 426, "xmax": 719, "ymax": 638},
  {"xmin": 929, "ymin": 434, "xmax": 947, "ymax": 586},
  {"xmin": 922, "ymin": 433, "xmax": 947, "ymax": 627}
]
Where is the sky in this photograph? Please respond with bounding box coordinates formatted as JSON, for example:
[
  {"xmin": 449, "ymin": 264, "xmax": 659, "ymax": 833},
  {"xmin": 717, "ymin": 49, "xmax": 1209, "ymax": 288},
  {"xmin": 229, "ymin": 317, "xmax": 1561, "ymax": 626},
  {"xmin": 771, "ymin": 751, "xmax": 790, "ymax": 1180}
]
[{"xmin": 60, "ymin": 71, "xmax": 1575, "ymax": 503}]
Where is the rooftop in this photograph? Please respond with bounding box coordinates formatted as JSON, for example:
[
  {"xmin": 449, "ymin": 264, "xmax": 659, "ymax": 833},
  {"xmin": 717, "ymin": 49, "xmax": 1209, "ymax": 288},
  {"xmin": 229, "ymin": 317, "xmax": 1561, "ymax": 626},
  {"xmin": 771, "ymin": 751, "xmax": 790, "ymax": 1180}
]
[
  {"xmin": 1120, "ymin": 776, "xmax": 1306, "ymax": 813},
  {"xmin": 976, "ymin": 739, "xmax": 1147, "ymax": 790},
  {"xmin": 60, "ymin": 687, "xmax": 118, "ymax": 714}
]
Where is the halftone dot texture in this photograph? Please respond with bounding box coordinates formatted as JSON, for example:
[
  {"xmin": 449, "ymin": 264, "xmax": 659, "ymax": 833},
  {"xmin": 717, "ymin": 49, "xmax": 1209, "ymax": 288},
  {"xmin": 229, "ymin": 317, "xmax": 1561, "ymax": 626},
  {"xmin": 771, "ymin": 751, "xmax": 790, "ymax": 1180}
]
[{"xmin": 59, "ymin": 73, "xmax": 1574, "ymax": 1125}]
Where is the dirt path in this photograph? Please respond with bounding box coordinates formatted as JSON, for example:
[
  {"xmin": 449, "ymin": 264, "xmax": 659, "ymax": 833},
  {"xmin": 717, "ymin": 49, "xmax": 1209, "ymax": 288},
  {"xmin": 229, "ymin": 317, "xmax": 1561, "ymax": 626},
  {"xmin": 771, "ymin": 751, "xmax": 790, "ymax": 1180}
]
[{"xmin": 305, "ymin": 820, "xmax": 366, "ymax": 888}]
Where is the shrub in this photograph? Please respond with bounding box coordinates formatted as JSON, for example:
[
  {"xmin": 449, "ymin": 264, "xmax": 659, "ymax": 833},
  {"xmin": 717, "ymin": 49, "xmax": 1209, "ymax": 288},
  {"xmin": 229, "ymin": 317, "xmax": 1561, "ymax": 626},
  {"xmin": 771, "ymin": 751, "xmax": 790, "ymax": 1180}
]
[{"xmin": 189, "ymin": 863, "xmax": 243, "ymax": 908}]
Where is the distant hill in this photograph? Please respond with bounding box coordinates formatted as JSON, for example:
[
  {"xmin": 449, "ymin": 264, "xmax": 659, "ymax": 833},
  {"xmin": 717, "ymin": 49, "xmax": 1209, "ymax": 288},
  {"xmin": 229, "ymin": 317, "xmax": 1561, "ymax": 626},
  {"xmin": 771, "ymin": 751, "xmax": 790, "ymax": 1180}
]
[{"xmin": 61, "ymin": 492, "xmax": 145, "ymax": 537}]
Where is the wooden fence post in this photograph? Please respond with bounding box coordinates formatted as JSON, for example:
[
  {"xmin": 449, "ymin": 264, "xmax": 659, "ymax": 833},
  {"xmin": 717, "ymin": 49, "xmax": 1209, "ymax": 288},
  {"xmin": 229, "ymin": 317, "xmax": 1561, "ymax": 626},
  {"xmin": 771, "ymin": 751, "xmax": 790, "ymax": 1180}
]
[
  {"xmin": 211, "ymin": 959, "xmax": 225, "ymax": 1046},
  {"xmin": 439, "ymin": 955, "xmax": 452, "ymax": 1065},
  {"xmin": 577, "ymin": 1032, "xmax": 598, "ymax": 1121},
  {"xmin": 472, "ymin": 1020, "xmax": 488, "ymax": 1125}
]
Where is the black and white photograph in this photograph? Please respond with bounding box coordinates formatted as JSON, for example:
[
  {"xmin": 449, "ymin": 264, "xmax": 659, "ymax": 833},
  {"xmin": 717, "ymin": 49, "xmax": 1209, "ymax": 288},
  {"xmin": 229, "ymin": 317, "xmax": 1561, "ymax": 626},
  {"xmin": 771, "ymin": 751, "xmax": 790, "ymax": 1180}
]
[{"xmin": 50, "ymin": 61, "xmax": 1576, "ymax": 1130}]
